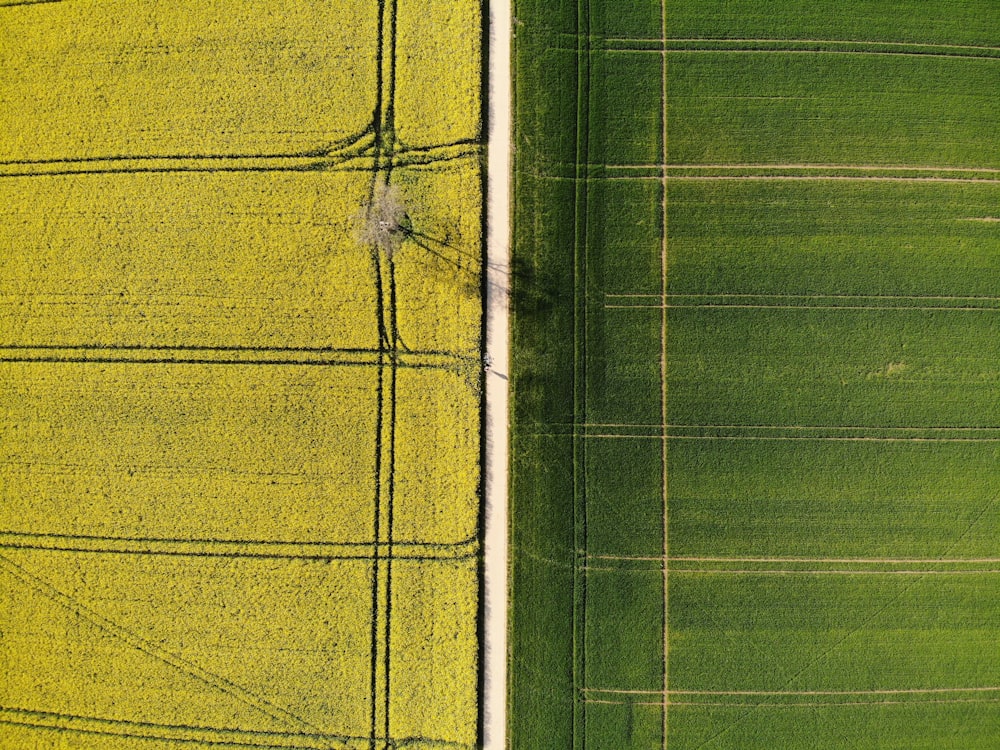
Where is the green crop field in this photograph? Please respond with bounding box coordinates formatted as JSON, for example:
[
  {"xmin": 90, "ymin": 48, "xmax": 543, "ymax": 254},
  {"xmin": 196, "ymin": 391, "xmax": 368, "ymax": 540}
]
[{"xmin": 510, "ymin": 0, "xmax": 1000, "ymax": 748}]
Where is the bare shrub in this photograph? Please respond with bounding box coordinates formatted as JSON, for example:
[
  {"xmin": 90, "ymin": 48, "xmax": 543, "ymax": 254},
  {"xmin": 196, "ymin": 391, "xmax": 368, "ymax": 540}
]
[{"xmin": 356, "ymin": 183, "xmax": 410, "ymax": 259}]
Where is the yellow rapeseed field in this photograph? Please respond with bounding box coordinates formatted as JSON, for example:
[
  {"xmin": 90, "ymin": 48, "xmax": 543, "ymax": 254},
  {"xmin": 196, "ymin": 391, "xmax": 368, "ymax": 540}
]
[{"xmin": 0, "ymin": 1, "xmax": 482, "ymax": 748}]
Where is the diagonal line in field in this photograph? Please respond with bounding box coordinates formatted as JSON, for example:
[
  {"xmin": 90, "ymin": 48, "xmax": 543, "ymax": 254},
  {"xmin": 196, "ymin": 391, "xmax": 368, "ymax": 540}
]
[
  {"xmin": 0, "ymin": 705, "xmax": 368, "ymax": 750},
  {"xmin": 0, "ymin": 706, "xmax": 475, "ymax": 750},
  {"xmin": 0, "ymin": 553, "xmax": 332, "ymax": 744}
]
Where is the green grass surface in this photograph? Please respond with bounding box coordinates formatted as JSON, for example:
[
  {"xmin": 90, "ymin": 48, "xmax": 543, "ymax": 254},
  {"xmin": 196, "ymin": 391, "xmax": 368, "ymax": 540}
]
[
  {"xmin": 672, "ymin": 574, "xmax": 1000, "ymax": 689},
  {"xmin": 510, "ymin": 0, "xmax": 1000, "ymax": 747},
  {"xmin": 670, "ymin": 440, "xmax": 1000, "ymax": 558},
  {"xmin": 669, "ymin": 181, "xmax": 1000, "ymax": 297},
  {"xmin": 668, "ymin": 704, "xmax": 1000, "ymax": 750},
  {"xmin": 669, "ymin": 307, "xmax": 1000, "ymax": 425},
  {"xmin": 670, "ymin": 0, "xmax": 1000, "ymax": 46},
  {"xmin": 667, "ymin": 53, "xmax": 999, "ymax": 167}
]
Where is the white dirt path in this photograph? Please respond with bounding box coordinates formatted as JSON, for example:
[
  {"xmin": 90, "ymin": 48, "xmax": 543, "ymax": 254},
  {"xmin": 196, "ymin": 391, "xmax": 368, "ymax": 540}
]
[{"xmin": 483, "ymin": 1, "xmax": 511, "ymax": 748}]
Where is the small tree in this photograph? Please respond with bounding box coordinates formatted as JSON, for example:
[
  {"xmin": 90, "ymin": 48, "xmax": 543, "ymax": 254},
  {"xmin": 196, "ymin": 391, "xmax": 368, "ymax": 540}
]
[{"xmin": 357, "ymin": 182, "xmax": 411, "ymax": 259}]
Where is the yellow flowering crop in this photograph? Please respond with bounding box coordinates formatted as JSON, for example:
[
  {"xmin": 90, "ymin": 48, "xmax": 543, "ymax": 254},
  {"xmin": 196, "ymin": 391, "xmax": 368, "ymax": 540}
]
[{"xmin": 0, "ymin": 1, "xmax": 481, "ymax": 748}]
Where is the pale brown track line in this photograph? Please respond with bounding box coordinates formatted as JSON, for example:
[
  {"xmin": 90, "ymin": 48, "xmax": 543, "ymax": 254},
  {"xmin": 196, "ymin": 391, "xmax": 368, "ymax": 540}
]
[
  {"xmin": 611, "ymin": 424, "xmax": 1000, "ymax": 431},
  {"xmin": 659, "ymin": 0, "xmax": 669, "ymax": 742},
  {"xmin": 607, "ymin": 303, "xmax": 1000, "ymax": 311},
  {"xmin": 667, "ymin": 569, "xmax": 1000, "ymax": 575},
  {"xmin": 664, "ymin": 49, "xmax": 999, "ymax": 60},
  {"xmin": 531, "ymin": 174, "xmax": 1000, "ymax": 184},
  {"xmin": 659, "ymin": 164, "xmax": 1000, "ymax": 172},
  {"xmin": 611, "ymin": 38, "xmax": 1000, "ymax": 54},
  {"xmin": 589, "ymin": 554, "xmax": 1000, "ymax": 564},
  {"xmin": 586, "ymin": 698, "xmax": 1000, "ymax": 708},
  {"xmin": 669, "ymin": 175, "xmax": 1000, "ymax": 183},
  {"xmin": 545, "ymin": 425, "xmax": 1000, "ymax": 434},
  {"xmin": 572, "ymin": 434, "xmax": 1000, "ymax": 443},
  {"xmin": 609, "ymin": 294, "xmax": 1000, "ymax": 302},
  {"xmin": 585, "ymin": 686, "xmax": 1000, "ymax": 696},
  {"xmin": 669, "ymin": 698, "xmax": 1000, "ymax": 708}
]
